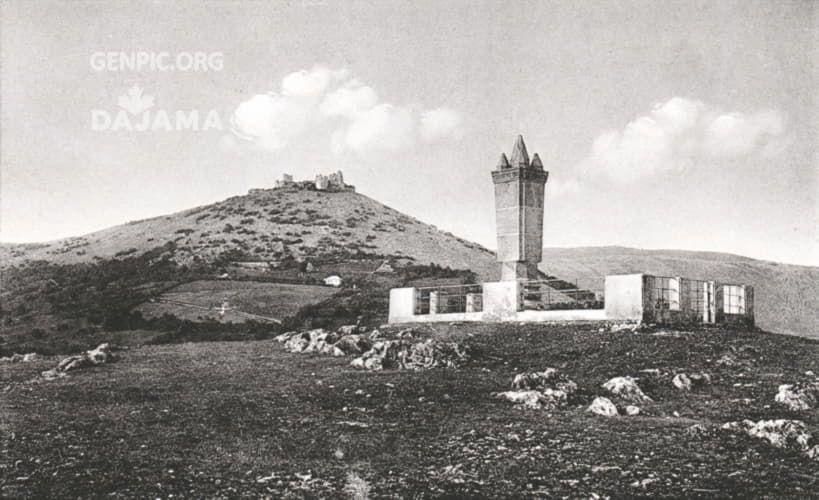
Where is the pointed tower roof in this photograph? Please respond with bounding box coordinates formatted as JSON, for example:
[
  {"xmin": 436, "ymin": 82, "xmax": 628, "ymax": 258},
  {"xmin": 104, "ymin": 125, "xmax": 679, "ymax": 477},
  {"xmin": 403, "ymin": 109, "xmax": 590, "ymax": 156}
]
[
  {"xmin": 496, "ymin": 153, "xmax": 510, "ymax": 169},
  {"xmin": 510, "ymin": 135, "xmax": 530, "ymax": 167},
  {"xmin": 530, "ymin": 153, "xmax": 543, "ymax": 169}
]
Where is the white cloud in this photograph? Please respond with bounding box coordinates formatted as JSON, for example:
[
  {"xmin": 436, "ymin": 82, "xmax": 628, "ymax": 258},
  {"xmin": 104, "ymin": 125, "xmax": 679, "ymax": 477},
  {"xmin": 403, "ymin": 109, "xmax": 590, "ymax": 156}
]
[
  {"xmin": 703, "ymin": 109, "xmax": 785, "ymax": 157},
  {"xmin": 580, "ymin": 97, "xmax": 788, "ymax": 182},
  {"xmin": 281, "ymin": 66, "xmax": 346, "ymax": 97},
  {"xmin": 319, "ymin": 80, "xmax": 378, "ymax": 118},
  {"xmin": 333, "ymin": 104, "xmax": 415, "ymax": 154},
  {"xmin": 231, "ymin": 92, "xmax": 315, "ymax": 150},
  {"xmin": 231, "ymin": 65, "xmax": 463, "ymax": 156},
  {"xmin": 420, "ymin": 107, "xmax": 464, "ymax": 142}
]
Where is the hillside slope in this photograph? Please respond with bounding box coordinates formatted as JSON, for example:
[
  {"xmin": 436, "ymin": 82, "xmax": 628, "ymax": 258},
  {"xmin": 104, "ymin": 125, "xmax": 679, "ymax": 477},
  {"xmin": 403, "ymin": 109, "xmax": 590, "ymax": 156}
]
[
  {"xmin": 1, "ymin": 187, "xmax": 815, "ymax": 337},
  {"xmin": 0, "ymin": 185, "xmax": 498, "ymax": 278}
]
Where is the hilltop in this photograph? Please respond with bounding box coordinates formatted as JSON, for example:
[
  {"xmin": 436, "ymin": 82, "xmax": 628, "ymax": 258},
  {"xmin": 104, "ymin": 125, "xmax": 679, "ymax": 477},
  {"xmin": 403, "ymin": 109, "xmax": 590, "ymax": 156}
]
[
  {"xmin": 1, "ymin": 185, "xmax": 816, "ymax": 338},
  {"xmin": 0, "ymin": 185, "xmax": 497, "ymax": 278}
]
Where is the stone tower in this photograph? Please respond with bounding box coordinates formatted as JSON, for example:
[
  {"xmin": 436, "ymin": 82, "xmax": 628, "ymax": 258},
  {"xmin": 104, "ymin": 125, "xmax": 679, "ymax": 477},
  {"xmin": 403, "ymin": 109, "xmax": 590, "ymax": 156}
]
[{"xmin": 491, "ymin": 135, "xmax": 549, "ymax": 281}]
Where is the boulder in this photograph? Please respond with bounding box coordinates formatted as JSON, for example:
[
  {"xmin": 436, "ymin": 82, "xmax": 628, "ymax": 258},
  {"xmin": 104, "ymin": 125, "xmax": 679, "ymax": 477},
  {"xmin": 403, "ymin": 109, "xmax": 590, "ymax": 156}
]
[
  {"xmin": 283, "ymin": 329, "xmax": 338, "ymax": 354},
  {"xmin": 512, "ymin": 368, "xmax": 578, "ymax": 393},
  {"xmin": 396, "ymin": 329, "xmax": 416, "ymax": 339},
  {"xmin": 497, "ymin": 390, "xmax": 549, "ymax": 409},
  {"xmin": 336, "ymin": 325, "xmax": 358, "ymax": 335},
  {"xmin": 609, "ymin": 323, "xmax": 642, "ymax": 333},
  {"xmin": 602, "ymin": 376, "xmax": 652, "ymax": 403},
  {"xmin": 333, "ymin": 335, "xmax": 372, "ymax": 356},
  {"xmin": 41, "ymin": 343, "xmax": 115, "ymax": 379},
  {"xmin": 283, "ymin": 332, "xmax": 312, "ymax": 353},
  {"xmin": 775, "ymin": 381, "xmax": 819, "ymax": 411},
  {"xmin": 502, "ymin": 368, "xmax": 578, "ymax": 409},
  {"xmin": 625, "ymin": 405, "xmax": 641, "ymax": 416},
  {"xmin": 41, "ymin": 369, "xmax": 67, "ymax": 380},
  {"xmin": 672, "ymin": 374, "xmax": 692, "ymax": 391},
  {"xmin": 350, "ymin": 339, "xmax": 468, "ymax": 371},
  {"xmin": 672, "ymin": 371, "xmax": 711, "ymax": 391},
  {"xmin": 85, "ymin": 344, "xmax": 112, "ymax": 364},
  {"xmin": 722, "ymin": 419, "xmax": 815, "ymax": 458},
  {"xmin": 1, "ymin": 353, "xmax": 39, "ymax": 363},
  {"xmin": 303, "ymin": 330, "xmax": 338, "ymax": 353},
  {"xmin": 587, "ymin": 397, "xmax": 618, "ymax": 417},
  {"xmin": 274, "ymin": 331, "xmax": 298, "ymax": 343}
]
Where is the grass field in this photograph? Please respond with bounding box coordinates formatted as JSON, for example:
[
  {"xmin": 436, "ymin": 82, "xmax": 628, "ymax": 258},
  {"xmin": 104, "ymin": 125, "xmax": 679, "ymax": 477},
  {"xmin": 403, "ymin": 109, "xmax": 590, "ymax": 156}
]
[
  {"xmin": 2, "ymin": 323, "xmax": 818, "ymax": 498},
  {"xmin": 135, "ymin": 280, "xmax": 339, "ymax": 323}
]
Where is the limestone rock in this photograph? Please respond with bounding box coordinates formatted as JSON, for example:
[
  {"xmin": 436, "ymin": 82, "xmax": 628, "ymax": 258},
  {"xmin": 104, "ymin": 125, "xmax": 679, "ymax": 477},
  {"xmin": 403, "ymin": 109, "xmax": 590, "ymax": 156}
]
[
  {"xmin": 336, "ymin": 325, "xmax": 358, "ymax": 335},
  {"xmin": 673, "ymin": 374, "xmax": 692, "ymax": 391},
  {"xmin": 350, "ymin": 339, "xmax": 468, "ymax": 371},
  {"xmin": 775, "ymin": 381, "xmax": 819, "ymax": 411},
  {"xmin": 41, "ymin": 369, "xmax": 67, "ymax": 380},
  {"xmin": 283, "ymin": 332, "xmax": 311, "ymax": 353},
  {"xmin": 625, "ymin": 405, "xmax": 641, "ymax": 416},
  {"xmin": 275, "ymin": 331, "xmax": 298, "ymax": 343},
  {"xmin": 497, "ymin": 390, "xmax": 548, "ymax": 409},
  {"xmin": 333, "ymin": 335, "xmax": 372, "ymax": 356},
  {"xmin": 672, "ymin": 372, "xmax": 711, "ymax": 392},
  {"xmin": 41, "ymin": 343, "xmax": 115, "ymax": 380},
  {"xmin": 396, "ymin": 329, "xmax": 416, "ymax": 339},
  {"xmin": 512, "ymin": 368, "xmax": 577, "ymax": 393},
  {"xmin": 1, "ymin": 353, "xmax": 39, "ymax": 363},
  {"xmin": 609, "ymin": 323, "xmax": 642, "ymax": 333},
  {"xmin": 722, "ymin": 419, "xmax": 814, "ymax": 457},
  {"xmin": 502, "ymin": 368, "xmax": 578, "ymax": 409},
  {"xmin": 587, "ymin": 397, "xmax": 618, "ymax": 417},
  {"xmin": 602, "ymin": 376, "xmax": 652, "ymax": 403},
  {"xmin": 283, "ymin": 329, "xmax": 338, "ymax": 354}
]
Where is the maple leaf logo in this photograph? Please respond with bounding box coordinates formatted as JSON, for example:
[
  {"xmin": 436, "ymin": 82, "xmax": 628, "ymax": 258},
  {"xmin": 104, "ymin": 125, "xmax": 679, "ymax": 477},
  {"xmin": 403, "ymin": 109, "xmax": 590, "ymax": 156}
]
[{"xmin": 117, "ymin": 84, "xmax": 154, "ymax": 115}]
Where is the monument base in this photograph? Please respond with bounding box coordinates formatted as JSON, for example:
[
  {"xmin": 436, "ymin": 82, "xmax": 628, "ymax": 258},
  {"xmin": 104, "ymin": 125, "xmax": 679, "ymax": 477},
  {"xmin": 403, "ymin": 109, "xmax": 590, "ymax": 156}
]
[{"xmin": 499, "ymin": 261, "xmax": 540, "ymax": 282}]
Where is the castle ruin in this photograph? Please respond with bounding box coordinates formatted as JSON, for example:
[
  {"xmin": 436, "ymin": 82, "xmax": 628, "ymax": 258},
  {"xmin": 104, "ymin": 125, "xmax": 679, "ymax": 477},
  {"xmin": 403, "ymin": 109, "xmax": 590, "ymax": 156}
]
[{"xmin": 273, "ymin": 170, "xmax": 355, "ymax": 192}]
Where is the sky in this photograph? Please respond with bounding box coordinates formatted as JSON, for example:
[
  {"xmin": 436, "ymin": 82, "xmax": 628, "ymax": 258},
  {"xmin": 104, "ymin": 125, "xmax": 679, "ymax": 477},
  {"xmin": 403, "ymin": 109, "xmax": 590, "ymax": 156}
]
[{"xmin": 1, "ymin": 0, "xmax": 817, "ymax": 265}]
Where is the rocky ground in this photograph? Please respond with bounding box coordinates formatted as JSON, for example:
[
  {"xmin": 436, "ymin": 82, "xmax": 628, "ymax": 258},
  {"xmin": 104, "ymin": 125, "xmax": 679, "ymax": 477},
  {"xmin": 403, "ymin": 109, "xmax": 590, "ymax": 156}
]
[{"xmin": 1, "ymin": 323, "xmax": 818, "ymax": 499}]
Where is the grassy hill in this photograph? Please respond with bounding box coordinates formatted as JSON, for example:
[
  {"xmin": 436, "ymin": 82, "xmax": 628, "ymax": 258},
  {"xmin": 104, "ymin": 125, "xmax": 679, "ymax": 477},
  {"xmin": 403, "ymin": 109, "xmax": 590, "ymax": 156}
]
[
  {"xmin": 1, "ymin": 185, "xmax": 816, "ymax": 340},
  {"xmin": 0, "ymin": 185, "xmax": 497, "ymax": 279},
  {"xmin": 2, "ymin": 323, "xmax": 818, "ymax": 498}
]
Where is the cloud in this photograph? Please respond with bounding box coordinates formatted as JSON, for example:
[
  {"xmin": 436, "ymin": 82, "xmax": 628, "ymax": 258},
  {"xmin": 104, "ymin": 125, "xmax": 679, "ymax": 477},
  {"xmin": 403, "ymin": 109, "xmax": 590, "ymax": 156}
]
[
  {"xmin": 281, "ymin": 66, "xmax": 347, "ymax": 97},
  {"xmin": 703, "ymin": 109, "xmax": 785, "ymax": 158},
  {"xmin": 420, "ymin": 107, "xmax": 464, "ymax": 142},
  {"xmin": 231, "ymin": 92, "xmax": 316, "ymax": 150},
  {"xmin": 319, "ymin": 80, "xmax": 378, "ymax": 118},
  {"xmin": 332, "ymin": 104, "xmax": 415, "ymax": 154},
  {"xmin": 580, "ymin": 97, "xmax": 788, "ymax": 182},
  {"xmin": 231, "ymin": 66, "xmax": 463, "ymax": 155}
]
